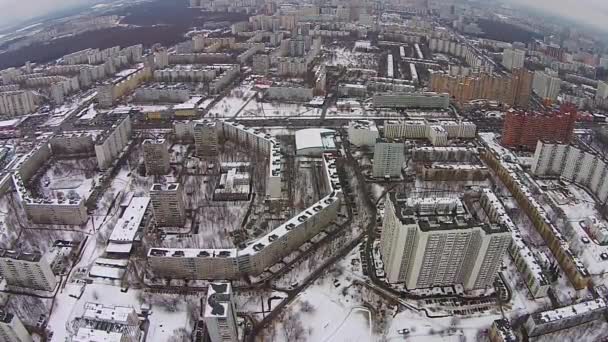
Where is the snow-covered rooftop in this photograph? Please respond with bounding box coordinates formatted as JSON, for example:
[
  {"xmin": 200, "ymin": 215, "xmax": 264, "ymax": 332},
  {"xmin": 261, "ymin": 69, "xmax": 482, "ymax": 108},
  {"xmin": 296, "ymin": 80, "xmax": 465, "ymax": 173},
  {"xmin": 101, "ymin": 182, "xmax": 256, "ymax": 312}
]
[
  {"xmin": 108, "ymin": 197, "xmax": 150, "ymax": 243},
  {"xmin": 531, "ymin": 298, "xmax": 606, "ymax": 324},
  {"xmin": 295, "ymin": 128, "xmax": 336, "ymax": 153}
]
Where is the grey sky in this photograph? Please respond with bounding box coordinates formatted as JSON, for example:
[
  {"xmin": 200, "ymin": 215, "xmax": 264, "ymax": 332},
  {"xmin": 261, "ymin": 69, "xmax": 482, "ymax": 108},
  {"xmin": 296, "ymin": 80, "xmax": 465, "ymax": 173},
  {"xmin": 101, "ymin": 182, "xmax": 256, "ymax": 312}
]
[
  {"xmin": 507, "ymin": 0, "xmax": 608, "ymax": 31},
  {"xmin": 0, "ymin": 0, "xmax": 89, "ymax": 28}
]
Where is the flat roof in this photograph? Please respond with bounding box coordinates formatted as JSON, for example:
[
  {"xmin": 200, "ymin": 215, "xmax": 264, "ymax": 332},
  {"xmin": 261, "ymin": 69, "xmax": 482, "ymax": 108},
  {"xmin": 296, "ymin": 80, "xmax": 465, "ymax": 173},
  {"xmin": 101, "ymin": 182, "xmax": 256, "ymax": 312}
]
[
  {"xmin": 295, "ymin": 128, "xmax": 336, "ymax": 152},
  {"xmin": 108, "ymin": 197, "xmax": 150, "ymax": 243}
]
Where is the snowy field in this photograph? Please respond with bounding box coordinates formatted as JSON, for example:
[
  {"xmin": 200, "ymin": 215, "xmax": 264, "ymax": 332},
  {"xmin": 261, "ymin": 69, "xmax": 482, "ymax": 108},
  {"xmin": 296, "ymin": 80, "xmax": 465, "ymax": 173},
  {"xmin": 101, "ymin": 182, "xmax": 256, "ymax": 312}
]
[
  {"xmin": 47, "ymin": 283, "xmax": 194, "ymax": 342},
  {"xmin": 39, "ymin": 158, "xmax": 100, "ymax": 200},
  {"xmin": 240, "ymin": 100, "xmax": 322, "ymax": 119},
  {"xmin": 325, "ymin": 47, "xmax": 378, "ymax": 69},
  {"xmin": 207, "ymin": 84, "xmax": 257, "ymax": 118}
]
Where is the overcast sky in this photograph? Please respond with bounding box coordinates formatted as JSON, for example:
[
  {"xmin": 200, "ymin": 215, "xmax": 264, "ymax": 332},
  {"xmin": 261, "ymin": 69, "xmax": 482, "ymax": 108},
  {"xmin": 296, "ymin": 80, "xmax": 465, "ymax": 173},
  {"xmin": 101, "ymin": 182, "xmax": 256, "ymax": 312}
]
[
  {"xmin": 0, "ymin": 0, "xmax": 90, "ymax": 28},
  {"xmin": 507, "ymin": 0, "xmax": 608, "ymax": 31}
]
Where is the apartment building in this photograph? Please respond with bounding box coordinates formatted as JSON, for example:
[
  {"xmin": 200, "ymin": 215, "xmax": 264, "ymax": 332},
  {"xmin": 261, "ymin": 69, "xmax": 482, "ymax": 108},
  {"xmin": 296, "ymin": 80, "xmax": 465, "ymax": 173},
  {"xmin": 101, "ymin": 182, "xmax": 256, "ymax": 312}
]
[
  {"xmin": 380, "ymin": 193, "xmax": 511, "ymax": 290},
  {"xmin": 204, "ymin": 282, "xmax": 239, "ymax": 342},
  {"xmin": 154, "ymin": 66, "xmax": 217, "ymax": 83},
  {"xmin": 134, "ymin": 87, "xmax": 189, "ymax": 103},
  {"xmin": 147, "ymin": 154, "xmax": 342, "ymax": 279},
  {"xmin": 219, "ymin": 121, "xmax": 282, "ymax": 199},
  {"xmin": 154, "ymin": 49, "xmax": 169, "ymax": 69},
  {"xmin": 489, "ymin": 319, "xmax": 518, "ymax": 342},
  {"xmin": 531, "ymin": 141, "xmax": 608, "ymax": 205},
  {"xmin": 525, "ymin": 298, "xmax": 606, "ymax": 337},
  {"xmin": 533, "ymin": 69, "xmax": 561, "ymax": 101},
  {"xmin": 266, "ymin": 85, "xmax": 313, "ymax": 102},
  {"xmin": 150, "ymin": 183, "xmax": 186, "ymax": 227},
  {"xmin": 372, "ymin": 92, "xmax": 449, "ymax": 109},
  {"xmin": 502, "ymin": 48, "xmax": 525, "ymax": 71},
  {"xmin": 11, "ymin": 142, "xmax": 89, "ymax": 225},
  {"xmin": 501, "ymin": 105, "xmax": 576, "ymax": 150},
  {"xmin": 411, "ymin": 146, "xmax": 478, "ymax": 163},
  {"xmin": 0, "ymin": 91, "xmax": 37, "ymax": 116},
  {"xmin": 0, "ymin": 310, "xmax": 32, "ymax": 342},
  {"xmin": 347, "ymin": 120, "xmax": 379, "ymax": 147},
  {"xmin": 478, "ymin": 188, "xmax": 550, "ymax": 298},
  {"xmin": 143, "ymin": 139, "xmax": 170, "ymax": 175},
  {"xmin": 480, "ymin": 133, "xmax": 590, "ymax": 290},
  {"xmin": 429, "ymin": 68, "xmax": 533, "ymax": 107},
  {"xmin": 0, "ymin": 249, "xmax": 57, "ymax": 291},
  {"xmin": 372, "ymin": 139, "xmax": 405, "ymax": 178},
  {"xmin": 194, "ymin": 120, "xmax": 219, "ymax": 156},
  {"xmin": 384, "ymin": 119, "xmax": 476, "ymax": 144},
  {"xmin": 148, "ymin": 248, "xmax": 239, "ymax": 280},
  {"xmin": 96, "ymin": 66, "xmax": 151, "ymax": 108},
  {"xmin": 95, "ymin": 114, "xmax": 132, "ymax": 169},
  {"xmin": 252, "ymin": 54, "xmax": 270, "ymax": 75}
]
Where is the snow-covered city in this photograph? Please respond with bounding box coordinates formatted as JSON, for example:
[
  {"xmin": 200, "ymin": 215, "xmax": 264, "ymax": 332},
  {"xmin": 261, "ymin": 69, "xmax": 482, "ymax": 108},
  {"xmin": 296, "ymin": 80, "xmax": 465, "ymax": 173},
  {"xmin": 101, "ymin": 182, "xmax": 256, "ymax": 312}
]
[{"xmin": 0, "ymin": 0, "xmax": 608, "ymax": 341}]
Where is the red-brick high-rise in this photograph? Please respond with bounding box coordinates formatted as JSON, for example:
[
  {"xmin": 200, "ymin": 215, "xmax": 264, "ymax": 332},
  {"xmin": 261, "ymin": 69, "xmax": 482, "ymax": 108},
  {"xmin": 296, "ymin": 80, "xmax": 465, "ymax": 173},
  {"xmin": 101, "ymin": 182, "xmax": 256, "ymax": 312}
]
[{"xmin": 501, "ymin": 104, "xmax": 577, "ymax": 150}]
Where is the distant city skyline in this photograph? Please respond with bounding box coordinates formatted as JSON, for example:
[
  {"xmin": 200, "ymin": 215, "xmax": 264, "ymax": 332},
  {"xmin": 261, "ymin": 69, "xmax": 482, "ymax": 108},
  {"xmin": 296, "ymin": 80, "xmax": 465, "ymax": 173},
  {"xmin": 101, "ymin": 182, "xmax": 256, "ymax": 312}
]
[{"xmin": 507, "ymin": 0, "xmax": 608, "ymax": 31}]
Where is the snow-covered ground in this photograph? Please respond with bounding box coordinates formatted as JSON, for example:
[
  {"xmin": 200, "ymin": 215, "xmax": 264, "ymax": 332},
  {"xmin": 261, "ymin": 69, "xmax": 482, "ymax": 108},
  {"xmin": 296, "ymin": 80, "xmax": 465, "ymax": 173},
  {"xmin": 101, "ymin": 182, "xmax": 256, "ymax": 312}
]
[
  {"xmin": 39, "ymin": 158, "xmax": 100, "ymax": 200},
  {"xmin": 544, "ymin": 182, "xmax": 608, "ymax": 276},
  {"xmin": 47, "ymin": 283, "xmax": 194, "ymax": 342},
  {"xmin": 240, "ymin": 100, "xmax": 322, "ymax": 119},
  {"xmin": 207, "ymin": 84, "xmax": 257, "ymax": 118}
]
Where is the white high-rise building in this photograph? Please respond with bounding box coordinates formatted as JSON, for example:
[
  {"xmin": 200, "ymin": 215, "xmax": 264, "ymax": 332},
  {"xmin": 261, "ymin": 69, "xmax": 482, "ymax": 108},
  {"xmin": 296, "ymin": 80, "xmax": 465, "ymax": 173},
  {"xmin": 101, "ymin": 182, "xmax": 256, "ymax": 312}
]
[
  {"xmin": 204, "ymin": 282, "xmax": 238, "ymax": 342},
  {"xmin": 0, "ymin": 249, "xmax": 57, "ymax": 291},
  {"xmin": 94, "ymin": 114, "xmax": 132, "ymax": 170},
  {"xmin": 532, "ymin": 69, "xmax": 561, "ymax": 100},
  {"xmin": 142, "ymin": 139, "xmax": 170, "ymax": 175},
  {"xmin": 502, "ymin": 48, "xmax": 525, "ymax": 71},
  {"xmin": 597, "ymin": 81, "xmax": 608, "ymax": 101},
  {"xmin": 0, "ymin": 310, "xmax": 32, "ymax": 342},
  {"xmin": 372, "ymin": 139, "xmax": 404, "ymax": 178},
  {"xmin": 150, "ymin": 183, "xmax": 186, "ymax": 227},
  {"xmin": 154, "ymin": 49, "xmax": 169, "ymax": 69},
  {"xmin": 380, "ymin": 193, "xmax": 511, "ymax": 290},
  {"xmin": 0, "ymin": 91, "xmax": 37, "ymax": 116}
]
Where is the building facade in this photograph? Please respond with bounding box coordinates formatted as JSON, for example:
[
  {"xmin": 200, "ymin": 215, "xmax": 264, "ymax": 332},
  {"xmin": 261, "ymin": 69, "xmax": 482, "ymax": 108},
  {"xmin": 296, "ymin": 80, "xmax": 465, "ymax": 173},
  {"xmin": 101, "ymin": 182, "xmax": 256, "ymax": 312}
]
[
  {"xmin": 204, "ymin": 282, "xmax": 239, "ymax": 342},
  {"xmin": 150, "ymin": 183, "xmax": 186, "ymax": 227},
  {"xmin": 501, "ymin": 105, "xmax": 576, "ymax": 150},
  {"xmin": 372, "ymin": 139, "xmax": 405, "ymax": 178},
  {"xmin": 0, "ymin": 311, "xmax": 32, "ymax": 342},
  {"xmin": 0, "ymin": 249, "xmax": 57, "ymax": 291},
  {"xmin": 380, "ymin": 193, "xmax": 511, "ymax": 290},
  {"xmin": 143, "ymin": 139, "xmax": 170, "ymax": 175},
  {"xmin": 194, "ymin": 121, "xmax": 219, "ymax": 156}
]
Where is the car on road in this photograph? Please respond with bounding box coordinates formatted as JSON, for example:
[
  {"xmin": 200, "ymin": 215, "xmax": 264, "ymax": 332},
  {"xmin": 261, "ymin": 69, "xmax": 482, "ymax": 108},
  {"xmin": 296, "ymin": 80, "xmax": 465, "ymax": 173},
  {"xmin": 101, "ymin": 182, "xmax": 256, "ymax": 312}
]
[
  {"xmin": 581, "ymin": 237, "xmax": 591, "ymax": 244},
  {"xmin": 397, "ymin": 329, "xmax": 410, "ymax": 335},
  {"xmin": 601, "ymin": 253, "xmax": 608, "ymax": 261}
]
